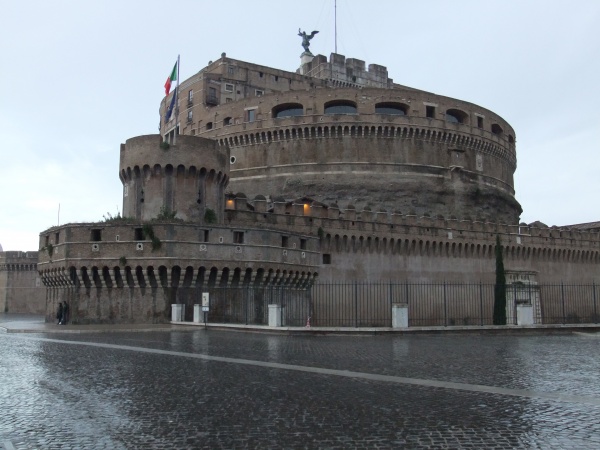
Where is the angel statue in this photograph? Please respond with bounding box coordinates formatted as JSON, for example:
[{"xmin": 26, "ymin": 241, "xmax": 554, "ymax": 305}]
[{"xmin": 298, "ymin": 28, "xmax": 319, "ymax": 53}]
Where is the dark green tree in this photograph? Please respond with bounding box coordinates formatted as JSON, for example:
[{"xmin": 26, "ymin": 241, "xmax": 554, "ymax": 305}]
[{"xmin": 493, "ymin": 234, "xmax": 507, "ymax": 325}]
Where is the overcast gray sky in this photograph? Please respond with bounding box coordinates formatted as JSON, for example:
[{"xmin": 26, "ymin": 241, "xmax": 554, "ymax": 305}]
[{"xmin": 1, "ymin": 0, "xmax": 599, "ymax": 251}]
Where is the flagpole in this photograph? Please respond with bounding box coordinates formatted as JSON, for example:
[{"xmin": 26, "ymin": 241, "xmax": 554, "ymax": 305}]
[{"xmin": 174, "ymin": 54, "xmax": 180, "ymax": 144}]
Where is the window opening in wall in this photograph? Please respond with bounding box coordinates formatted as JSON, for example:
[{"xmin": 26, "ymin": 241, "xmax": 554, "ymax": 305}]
[
  {"xmin": 233, "ymin": 231, "xmax": 244, "ymax": 244},
  {"xmin": 426, "ymin": 105, "xmax": 436, "ymax": 118},
  {"xmin": 324, "ymin": 100, "xmax": 357, "ymax": 114},
  {"xmin": 206, "ymin": 122, "xmax": 213, "ymax": 130},
  {"xmin": 188, "ymin": 90, "xmax": 193, "ymax": 102},
  {"xmin": 207, "ymin": 86, "xmax": 218, "ymax": 105},
  {"xmin": 491, "ymin": 123, "xmax": 503, "ymax": 135},
  {"xmin": 91, "ymin": 229, "xmax": 102, "ymax": 242},
  {"xmin": 45, "ymin": 235, "xmax": 49, "ymax": 246},
  {"xmin": 281, "ymin": 236, "xmax": 289, "ymax": 247},
  {"xmin": 272, "ymin": 103, "xmax": 303, "ymax": 118},
  {"xmin": 226, "ymin": 97, "xmax": 232, "ymax": 103},
  {"xmin": 225, "ymin": 83, "xmax": 234, "ymax": 92},
  {"xmin": 228, "ymin": 66, "xmax": 234, "ymax": 75},
  {"xmin": 375, "ymin": 103, "xmax": 407, "ymax": 115},
  {"xmin": 247, "ymin": 109, "xmax": 256, "ymax": 122},
  {"xmin": 255, "ymin": 89, "xmax": 264, "ymax": 97},
  {"xmin": 259, "ymin": 71, "xmax": 263, "ymax": 78},
  {"xmin": 300, "ymin": 238, "xmax": 307, "ymax": 250},
  {"xmin": 134, "ymin": 227, "xmax": 144, "ymax": 241},
  {"xmin": 446, "ymin": 109, "xmax": 467, "ymax": 124},
  {"xmin": 508, "ymin": 134, "xmax": 515, "ymax": 144},
  {"xmin": 322, "ymin": 254, "xmax": 331, "ymax": 264},
  {"xmin": 275, "ymin": 75, "xmax": 279, "ymax": 81},
  {"xmin": 477, "ymin": 116, "xmax": 483, "ymax": 128},
  {"xmin": 201, "ymin": 230, "xmax": 209, "ymax": 242},
  {"xmin": 55, "ymin": 232, "xmax": 60, "ymax": 244},
  {"xmin": 187, "ymin": 110, "xmax": 193, "ymax": 122},
  {"xmin": 223, "ymin": 117, "xmax": 232, "ymax": 126}
]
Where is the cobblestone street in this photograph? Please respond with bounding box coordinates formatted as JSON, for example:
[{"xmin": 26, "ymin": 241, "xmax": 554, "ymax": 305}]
[{"xmin": 1, "ymin": 326, "xmax": 600, "ymax": 449}]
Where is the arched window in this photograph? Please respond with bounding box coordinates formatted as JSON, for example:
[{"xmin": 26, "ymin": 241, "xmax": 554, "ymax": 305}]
[
  {"xmin": 272, "ymin": 103, "xmax": 303, "ymax": 118},
  {"xmin": 491, "ymin": 123, "xmax": 503, "ymax": 135},
  {"xmin": 324, "ymin": 100, "xmax": 357, "ymax": 114},
  {"xmin": 223, "ymin": 117, "xmax": 232, "ymax": 126},
  {"xmin": 445, "ymin": 109, "xmax": 468, "ymax": 124},
  {"xmin": 375, "ymin": 102, "xmax": 407, "ymax": 116}
]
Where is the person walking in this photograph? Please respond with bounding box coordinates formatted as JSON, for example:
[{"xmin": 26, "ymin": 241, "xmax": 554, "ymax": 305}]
[
  {"xmin": 56, "ymin": 302, "xmax": 63, "ymax": 325},
  {"xmin": 62, "ymin": 301, "xmax": 70, "ymax": 325}
]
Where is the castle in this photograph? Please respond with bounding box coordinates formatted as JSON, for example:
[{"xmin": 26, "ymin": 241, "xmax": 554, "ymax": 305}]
[{"xmin": 15, "ymin": 50, "xmax": 600, "ymax": 324}]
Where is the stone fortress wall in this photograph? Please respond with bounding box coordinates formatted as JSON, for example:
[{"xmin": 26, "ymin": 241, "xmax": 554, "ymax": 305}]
[
  {"xmin": 0, "ymin": 251, "xmax": 44, "ymax": 314},
  {"xmin": 30, "ymin": 52, "xmax": 599, "ymax": 324}
]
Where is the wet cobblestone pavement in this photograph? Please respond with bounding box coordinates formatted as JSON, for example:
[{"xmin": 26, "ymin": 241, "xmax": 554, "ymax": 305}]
[{"xmin": 1, "ymin": 329, "xmax": 599, "ymax": 448}]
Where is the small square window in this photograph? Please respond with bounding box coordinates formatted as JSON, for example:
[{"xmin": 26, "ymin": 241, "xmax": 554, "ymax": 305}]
[
  {"xmin": 255, "ymin": 89, "xmax": 264, "ymax": 97},
  {"xmin": 134, "ymin": 227, "xmax": 144, "ymax": 241},
  {"xmin": 426, "ymin": 105, "xmax": 435, "ymax": 118},
  {"xmin": 233, "ymin": 231, "xmax": 244, "ymax": 244},
  {"xmin": 281, "ymin": 236, "xmax": 289, "ymax": 248},
  {"xmin": 322, "ymin": 254, "xmax": 331, "ymax": 265},
  {"xmin": 91, "ymin": 229, "xmax": 102, "ymax": 242},
  {"xmin": 300, "ymin": 239, "xmax": 307, "ymax": 250}
]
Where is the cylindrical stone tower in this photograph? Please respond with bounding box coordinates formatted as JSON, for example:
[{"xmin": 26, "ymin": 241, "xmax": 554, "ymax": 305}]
[{"xmin": 119, "ymin": 134, "xmax": 230, "ymax": 223}]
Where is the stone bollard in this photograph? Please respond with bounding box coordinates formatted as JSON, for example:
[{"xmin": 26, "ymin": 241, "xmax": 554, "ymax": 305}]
[
  {"xmin": 516, "ymin": 304, "xmax": 534, "ymax": 326},
  {"xmin": 268, "ymin": 304, "xmax": 282, "ymax": 327},
  {"xmin": 171, "ymin": 304, "xmax": 185, "ymax": 322},
  {"xmin": 193, "ymin": 304, "xmax": 202, "ymax": 323},
  {"xmin": 392, "ymin": 303, "xmax": 409, "ymax": 328}
]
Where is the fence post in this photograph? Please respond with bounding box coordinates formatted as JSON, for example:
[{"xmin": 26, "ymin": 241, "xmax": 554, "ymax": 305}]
[
  {"xmin": 593, "ymin": 282, "xmax": 598, "ymax": 323},
  {"xmin": 354, "ymin": 281, "xmax": 358, "ymax": 328},
  {"xmin": 244, "ymin": 285, "xmax": 249, "ymax": 325},
  {"xmin": 443, "ymin": 281, "xmax": 448, "ymax": 327},
  {"xmin": 479, "ymin": 282, "xmax": 483, "ymax": 326},
  {"xmin": 561, "ymin": 282, "xmax": 566, "ymax": 324}
]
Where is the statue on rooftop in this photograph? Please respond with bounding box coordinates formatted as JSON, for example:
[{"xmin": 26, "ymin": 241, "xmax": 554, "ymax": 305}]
[{"xmin": 298, "ymin": 28, "xmax": 319, "ymax": 53}]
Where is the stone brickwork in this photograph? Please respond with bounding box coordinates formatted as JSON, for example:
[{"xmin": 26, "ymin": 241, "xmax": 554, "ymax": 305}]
[{"xmin": 0, "ymin": 251, "xmax": 44, "ymax": 314}]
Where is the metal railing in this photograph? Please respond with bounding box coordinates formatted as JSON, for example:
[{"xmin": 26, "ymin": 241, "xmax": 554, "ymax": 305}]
[{"xmin": 173, "ymin": 281, "xmax": 599, "ymax": 328}]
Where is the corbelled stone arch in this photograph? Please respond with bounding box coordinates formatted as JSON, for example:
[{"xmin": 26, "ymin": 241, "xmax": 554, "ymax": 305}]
[
  {"xmin": 113, "ymin": 266, "xmax": 124, "ymax": 288},
  {"xmin": 207, "ymin": 267, "xmax": 219, "ymax": 287},
  {"xmin": 147, "ymin": 266, "xmax": 158, "ymax": 289},
  {"xmin": 158, "ymin": 266, "xmax": 168, "ymax": 288}
]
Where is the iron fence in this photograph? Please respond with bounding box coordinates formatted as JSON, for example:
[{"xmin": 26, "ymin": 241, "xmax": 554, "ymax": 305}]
[{"xmin": 176, "ymin": 282, "xmax": 599, "ymax": 328}]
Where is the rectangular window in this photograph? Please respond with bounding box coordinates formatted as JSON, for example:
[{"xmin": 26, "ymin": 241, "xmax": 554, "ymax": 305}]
[
  {"xmin": 477, "ymin": 116, "xmax": 483, "ymax": 128},
  {"xmin": 225, "ymin": 83, "xmax": 234, "ymax": 92},
  {"xmin": 134, "ymin": 228, "xmax": 144, "ymax": 241},
  {"xmin": 255, "ymin": 89, "xmax": 264, "ymax": 97},
  {"xmin": 226, "ymin": 97, "xmax": 232, "ymax": 103},
  {"xmin": 55, "ymin": 232, "xmax": 60, "ymax": 244},
  {"xmin": 228, "ymin": 66, "xmax": 234, "ymax": 75},
  {"xmin": 233, "ymin": 231, "xmax": 244, "ymax": 244},
  {"xmin": 281, "ymin": 236, "xmax": 289, "ymax": 248},
  {"xmin": 247, "ymin": 109, "xmax": 256, "ymax": 122},
  {"xmin": 203, "ymin": 230, "xmax": 209, "ymax": 242},
  {"xmin": 45, "ymin": 235, "xmax": 49, "ymax": 246},
  {"xmin": 188, "ymin": 90, "xmax": 193, "ymax": 101},
  {"xmin": 322, "ymin": 254, "xmax": 331, "ymax": 265},
  {"xmin": 187, "ymin": 110, "xmax": 193, "ymax": 122},
  {"xmin": 91, "ymin": 229, "xmax": 102, "ymax": 242},
  {"xmin": 300, "ymin": 238, "xmax": 307, "ymax": 250},
  {"xmin": 426, "ymin": 105, "xmax": 435, "ymax": 118}
]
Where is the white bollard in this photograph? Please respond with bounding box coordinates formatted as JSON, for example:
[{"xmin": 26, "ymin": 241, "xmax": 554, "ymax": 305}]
[
  {"xmin": 516, "ymin": 304, "xmax": 534, "ymax": 326},
  {"xmin": 392, "ymin": 303, "xmax": 409, "ymax": 328},
  {"xmin": 193, "ymin": 304, "xmax": 201, "ymax": 323},
  {"xmin": 268, "ymin": 304, "xmax": 282, "ymax": 327}
]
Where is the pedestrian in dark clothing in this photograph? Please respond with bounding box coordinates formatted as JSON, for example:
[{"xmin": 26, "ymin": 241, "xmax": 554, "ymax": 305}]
[
  {"xmin": 62, "ymin": 301, "xmax": 70, "ymax": 325},
  {"xmin": 56, "ymin": 303, "xmax": 63, "ymax": 325}
]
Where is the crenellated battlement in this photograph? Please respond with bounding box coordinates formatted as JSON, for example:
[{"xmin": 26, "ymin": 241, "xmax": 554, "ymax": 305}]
[{"xmin": 224, "ymin": 193, "xmax": 600, "ymax": 253}]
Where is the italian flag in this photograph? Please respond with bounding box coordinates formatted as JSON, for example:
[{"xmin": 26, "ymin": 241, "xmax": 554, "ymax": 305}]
[{"xmin": 164, "ymin": 61, "xmax": 177, "ymax": 96}]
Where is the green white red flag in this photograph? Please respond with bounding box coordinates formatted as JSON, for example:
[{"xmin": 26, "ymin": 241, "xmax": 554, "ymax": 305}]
[{"xmin": 164, "ymin": 61, "xmax": 177, "ymax": 96}]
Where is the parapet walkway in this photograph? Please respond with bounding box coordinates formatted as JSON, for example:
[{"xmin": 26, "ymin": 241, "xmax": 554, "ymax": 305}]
[{"xmin": 1, "ymin": 313, "xmax": 599, "ymax": 335}]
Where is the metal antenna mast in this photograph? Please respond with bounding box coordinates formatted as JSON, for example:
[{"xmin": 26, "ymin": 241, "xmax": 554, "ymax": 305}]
[{"xmin": 334, "ymin": 0, "xmax": 337, "ymax": 53}]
